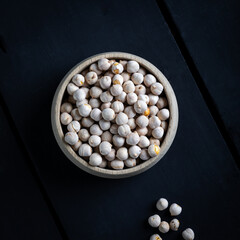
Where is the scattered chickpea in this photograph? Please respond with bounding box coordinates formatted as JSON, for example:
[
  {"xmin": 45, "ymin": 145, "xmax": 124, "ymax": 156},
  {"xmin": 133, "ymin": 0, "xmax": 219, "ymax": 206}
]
[
  {"xmin": 169, "ymin": 203, "xmax": 182, "ymax": 216},
  {"xmin": 156, "ymin": 198, "xmax": 168, "ymax": 211},
  {"xmin": 182, "ymin": 228, "xmax": 195, "ymax": 240},
  {"xmin": 169, "ymin": 219, "xmax": 180, "ymax": 231},
  {"xmin": 150, "ymin": 234, "xmax": 162, "ymax": 240},
  {"xmin": 148, "ymin": 214, "xmax": 161, "ymax": 228},
  {"xmin": 159, "ymin": 221, "xmax": 170, "ymax": 233}
]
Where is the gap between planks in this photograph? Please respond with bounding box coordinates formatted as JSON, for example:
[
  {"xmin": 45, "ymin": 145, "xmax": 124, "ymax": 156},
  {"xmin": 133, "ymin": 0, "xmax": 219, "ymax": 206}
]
[{"xmin": 156, "ymin": 0, "xmax": 240, "ymax": 169}]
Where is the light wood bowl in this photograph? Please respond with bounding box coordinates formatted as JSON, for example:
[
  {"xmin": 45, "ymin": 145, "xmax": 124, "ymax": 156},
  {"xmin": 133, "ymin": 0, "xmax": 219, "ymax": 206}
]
[{"xmin": 51, "ymin": 52, "xmax": 178, "ymax": 178}]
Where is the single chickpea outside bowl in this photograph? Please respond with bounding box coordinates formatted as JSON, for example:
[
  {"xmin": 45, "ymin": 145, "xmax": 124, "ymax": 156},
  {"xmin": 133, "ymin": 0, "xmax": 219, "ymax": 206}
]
[{"xmin": 51, "ymin": 52, "xmax": 178, "ymax": 179}]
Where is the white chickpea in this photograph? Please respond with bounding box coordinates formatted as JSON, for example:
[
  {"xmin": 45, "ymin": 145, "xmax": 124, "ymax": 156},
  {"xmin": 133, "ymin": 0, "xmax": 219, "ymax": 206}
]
[
  {"xmin": 161, "ymin": 121, "xmax": 168, "ymax": 131},
  {"xmin": 99, "ymin": 141, "xmax": 112, "ymax": 155},
  {"xmin": 78, "ymin": 104, "xmax": 92, "ymax": 117},
  {"xmin": 159, "ymin": 221, "xmax": 170, "ymax": 233},
  {"xmin": 102, "ymin": 108, "xmax": 115, "ymax": 121},
  {"xmin": 136, "ymin": 127, "xmax": 148, "ymax": 136},
  {"xmin": 71, "ymin": 108, "xmax": 81, "ymax": 121},
  {"xmin": 124, "ymin": 106, "xmax": 136, "ymax": 118},
  {"xmin": 182, "ymin": 228, "xmax": 194, "ymax": 240},
  {"xmin": 137, "ymin": 67, "xmax": 147, "ymax": 76},
  {"xmin": 111, "ymin": 160, "xmax": 124, "ymax": 169},
  {"xmin": 150, "ymin": 138, "xmax": 160, "ymax": 146},
  {"xmin": 89, "ymin": 87, "xmax": 102, "ymax": 98},
  {"xmin": 127, "ymin": 60, "xmax": 139, "ymax": 73},
  {"xmin": 140, "ymin": 149, "xmax": 150, "ymax": 160},
  {"xmin": 127, "ymin": 92, "xmax": 138, "ymax": 105},
  {"xmin": 151, "ymin": 82, "xmax": 163, "ymax": 95},
  {"xmin": 112, "ymin": 62, "xmax": 124, "ymax": 74},
  {"xmin": 129, "ymin": 145, "xmax": 141, "ymax": 158},
  {"xmin": 157, "ymin": 97, "xmax": 168, "ymax": 109},
  {"xmin": 138, "ymin": 94, "xmax": 149, "ymax": 104},
  {"xmin": 138, "ymin": 136, "xmax": 150, "ymax": 148},
  {"xmin": 150, "ymin": 234, "xmax": 162, "ymax": 240},
  {"xmin": 134, "ymin": 100, "xmax": 148, "ymax": 114},
  {"xmin": 116, "ymin": 147, "xmax": 128, "ymax": 161},
  {"xmin": 110, "ymin": 84, "xmax": 123, "ymax": 96},
  {"xmin": 78, "ymin": 143, "xmax": 92, "ymax": 157},
  {"xmin": 73, "ymin": 89, "xmax": 86, "ymax": 102},
  {"xmin": 72, "ymin": 140, "xmax": 82, "ymax": 151},
  {"xmin": 128, "ymin": 118, "xmax": 136, "ymax": 130},
  {"xmin": 67, "ymin": 83, "xmax": 79, "ymax": 95},
  {"xmin": 144, "ymin": 74, "xmax": 156, "ymax": 87},
  {"xmin": 81, "ymin": 118, "xmax": 94, "ymax": 128},
  {"xmin": 60, "ymin": 112, "xmax": 73, "ymax": 125},
  {"xmin": 169, "ymin": 203, "xmax": 182, "ymax": 216},
  {"xmin": 99, "ymin": 119, "xmax": 111, "ymax": 131},
  {"xmin": 115, "ymin": 91, "xmax": 127, "ymax": 103},
  {"xmin": 135, "ymin": 84, "xmax": 146, "ymax": 95},
  {"xmin": 64, "ymin": 132, "xmax": 78, "ymax": 145},
  {"xmin": 100, "ymin": 102, "xmax": 111, "ymax": 110},
  {"xmin": 81, "ymin": 87, "xmax": 90, "ymax": 98},
  {"xmin": 98, "ymin": 58, "xmax": 111, "ymax": 71},
  {"xmin": 121, "ymin": 72, "xmax": 130, "ymax": 82},
  {"xmin": 90, "ymin": 108, "xmax": 102, "ymax": 121},
  {"xmin": 89, "ymin": 98, "xmax": 101, "ymax": 108},
  {"xmin": 136, "ymin": 115, "xmax": 149, "ymax": 128},
  {"xmin": 76, "ymin": 99, "xmax": 88, "ymax": 108},
  {"xmin": 99, "ymin": 159, "xmax": 107, "ymax": 168},
  {"xmin": 123, "ymin": 80, "xmax": 135, "ymax": 93},
  {"xmin": 149, "ymin": 106, "xmax": 159, "ymax": 116},
  {"xmin": 88, "ymin": 135, "xmax": 101, "ymax": 147},
  {"xmin": 100, "ymin": 91, "xmax": 113, "ymax": 103},
  {"xmin": 90, "ymin": 124, "xmax": 103, "ymax": 136},
  {"xmin": 148, "ymin": 94, "xmax": 159, "ymax": 106},
  {"xmin": 72, "ymin": 74, "xmax": 85, "ymax": 86},
  {"xmin": 148, "ymin": 214, "xmax": 161, "ymax": 228},
  {"xmin": 110, "ymin": 124, "xmax": 118, "ymax": 134},
  {"xmin": 61, "ymin": 102, "xmax": 73, "ymax": 113},
  {"xmin": 78, "ymin": 129, "xmax": 90, "ymax": 142},
  {"xmin": 170, "ymin": 219, "xmax": 180, "ymax": 231},
  {"xmin": 99, "ymin": 76, "xmax": 112, "ymax": 89},
  {"xmin": 113, "ymin": 135, "xmax": 125, "ymax": 147},
  {"xmin": 126, "ymin": 132, "xmax": 140, "ymax": 145},
  {"xmin": 112, "ymin": 74, "xmax": 124, "ymax": 85},
  {"xmin": 101, "ymin": 131, "xmax": 113, "ymax": 143},
  {"xmin": 157, "ymin": 108, "xmax": 170, "ymax": 121},
  {"xmin": 131, "ymin": 72, "xmax": 143, "ymax": 85},
  {"xmin": 116, "ymin": 112, "xmax": 128, "ymax": 125},
  {"xmin": 124, "ymin": 159, "xmax": 136, "ymax": 168},
  {"xmin": 149, "ymin": 116, "xmax": 161, "ymax": 129},
  {"xmin": 111, "ymin": 101, "xmax": 124, "ymax": 113},
  {"xmin": 89, "ymin": 153, "xmax": 102, "ymax": 166},
  {"xmin": 104, "ymin": 71, "xmax": 114, "ymax": 78},
  {"xmin": 148, "ymin": 144, "xmax": 160, "ymax": 157},
  {"xmin": 152, "ymin": 127, "xmax": 164, "ymax": 139},
  {"xmin": 67, "ymin": 121, "xmax": 81, "ymax": 132},
  {"xmin": 156, "ymin": 198, "xmax": 168, "ymax": 211},
  {"xmin": 105, "ymin": 149, "xmax": 116, "ymax": 161},
  {"xmin": 118, "ymin": 124, "xmax": 131, "ymax": 137},
  {"xmin": 85, "ymin": 71, "xmax": 98, "ymax": 85},
  {"xmin": 89, "ymin": 63, "xmax": 102, "ymax": 75}
]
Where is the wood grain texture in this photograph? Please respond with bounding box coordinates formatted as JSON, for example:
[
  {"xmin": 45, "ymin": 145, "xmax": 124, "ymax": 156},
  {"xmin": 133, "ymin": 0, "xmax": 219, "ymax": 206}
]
[
  {"xmin": 0, "ymin": 105, "xmax": 62, "ymax": 240},
  {"xmin": 161, "ymin": 0, "xmax": 240, "ymax": 162},
  {"xmin": 0, "ymin": 0, "xmax": 240, "ymax": 239},
  {"xmin": 52, "ymin": 52, "xmax": 178, "ymax": 178}
]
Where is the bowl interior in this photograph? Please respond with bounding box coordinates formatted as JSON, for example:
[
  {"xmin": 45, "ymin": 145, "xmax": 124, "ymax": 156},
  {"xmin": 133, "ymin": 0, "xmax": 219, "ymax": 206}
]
[{"xmin": 51, "ymin": 52, "xmax": 178, "ymax": 178}]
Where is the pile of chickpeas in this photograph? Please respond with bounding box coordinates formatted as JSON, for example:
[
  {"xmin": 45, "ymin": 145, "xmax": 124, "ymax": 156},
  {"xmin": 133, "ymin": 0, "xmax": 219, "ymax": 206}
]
[{"xmin": 60, "ymin": 58, "xmax": 170, "ymax": 169}]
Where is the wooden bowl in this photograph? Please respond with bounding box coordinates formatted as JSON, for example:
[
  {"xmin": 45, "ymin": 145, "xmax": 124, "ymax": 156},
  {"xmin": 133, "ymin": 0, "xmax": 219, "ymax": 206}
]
[{"xmin": 51, "ymin": 52, "xmax": 178, "ymax": 178}]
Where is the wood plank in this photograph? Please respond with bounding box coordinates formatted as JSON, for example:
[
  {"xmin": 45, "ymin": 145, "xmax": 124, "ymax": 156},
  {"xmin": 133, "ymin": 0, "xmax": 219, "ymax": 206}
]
[
  {"xmin": 160, "ymin": 0, "xmax": 240, "ymax": 162},
  {"xmin": 0, "ymin": 0, "xmax": 240, "ymax": 239},
  {"xmin": 0, "ymin": 104, "xmax": 62, "ymax": 240}
]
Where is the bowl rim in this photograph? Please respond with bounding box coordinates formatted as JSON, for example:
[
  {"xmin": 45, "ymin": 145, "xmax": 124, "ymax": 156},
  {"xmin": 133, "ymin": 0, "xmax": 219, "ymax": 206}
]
[{"xmin": 51, "ymin": 52, "xmax": 178, "ymax": 179}]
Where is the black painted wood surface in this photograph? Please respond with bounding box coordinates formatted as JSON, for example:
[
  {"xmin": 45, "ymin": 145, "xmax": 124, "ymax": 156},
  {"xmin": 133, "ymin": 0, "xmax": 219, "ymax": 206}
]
[
  {"xmin": 161, "ymin": 0, "xmax": 240, "ymax": 163},
  {"xmin": 0, "ymin": 104, "xmax": 62, "ymax": 240},
  {"xmin": 0, "ymin": 0, "xmax": 239, "ymax": 239}
]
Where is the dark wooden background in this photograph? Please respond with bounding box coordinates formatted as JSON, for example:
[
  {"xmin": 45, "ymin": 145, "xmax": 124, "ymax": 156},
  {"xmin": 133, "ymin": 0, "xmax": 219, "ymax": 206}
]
[{"xmin": 0, "ymin": 0, "xmax": 239, "ymax": 239}]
